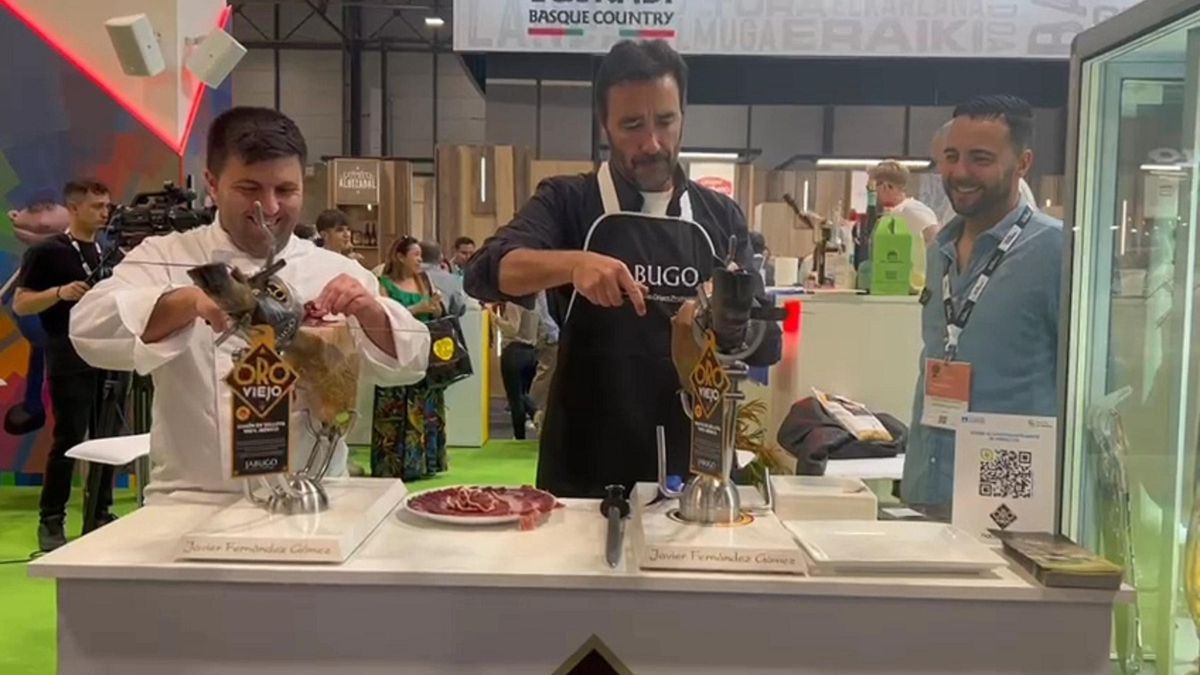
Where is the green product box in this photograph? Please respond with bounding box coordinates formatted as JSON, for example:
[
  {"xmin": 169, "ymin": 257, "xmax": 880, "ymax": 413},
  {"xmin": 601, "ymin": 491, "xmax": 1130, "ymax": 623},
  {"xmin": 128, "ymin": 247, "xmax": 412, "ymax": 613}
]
[{"xmin": 870, "ymin": 214, "xmax": 913, "ymax": 296}]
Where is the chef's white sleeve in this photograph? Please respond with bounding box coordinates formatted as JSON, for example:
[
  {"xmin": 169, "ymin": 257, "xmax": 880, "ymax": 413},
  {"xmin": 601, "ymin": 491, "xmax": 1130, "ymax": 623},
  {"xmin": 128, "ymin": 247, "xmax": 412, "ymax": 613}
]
[
  {"xmin": 69, "ymin": 238, "xmax": 198, "ymax": 375},
  {"xmin": 350, "ymin": 294, "xmax": 430, "ymax": 386}
]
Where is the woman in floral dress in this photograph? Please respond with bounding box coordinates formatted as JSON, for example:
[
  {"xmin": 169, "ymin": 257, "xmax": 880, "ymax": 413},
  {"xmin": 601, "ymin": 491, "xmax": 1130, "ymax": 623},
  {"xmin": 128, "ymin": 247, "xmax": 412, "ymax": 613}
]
[{"xmin": 371, "ymin": 236, "xmax": 447, "ymax": 480}]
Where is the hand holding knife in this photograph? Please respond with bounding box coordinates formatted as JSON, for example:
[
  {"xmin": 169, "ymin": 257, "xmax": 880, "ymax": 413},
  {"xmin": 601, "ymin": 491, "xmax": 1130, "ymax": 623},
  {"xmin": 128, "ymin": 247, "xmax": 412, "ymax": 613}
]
[{"xmin": 600, "ymin": 484, "xmax": 630, "ymax": 569}]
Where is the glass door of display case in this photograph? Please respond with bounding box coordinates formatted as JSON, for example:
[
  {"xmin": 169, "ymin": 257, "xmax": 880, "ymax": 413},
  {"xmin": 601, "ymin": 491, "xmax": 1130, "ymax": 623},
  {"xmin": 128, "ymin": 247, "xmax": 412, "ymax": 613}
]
[{"xmin": 1064, "ymin": 3, "xmax": 1200, "ymax": 673}]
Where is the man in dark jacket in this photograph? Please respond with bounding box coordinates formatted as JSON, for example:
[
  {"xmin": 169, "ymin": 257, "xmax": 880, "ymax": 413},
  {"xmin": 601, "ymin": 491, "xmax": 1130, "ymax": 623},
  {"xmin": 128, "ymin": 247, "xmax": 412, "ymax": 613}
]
[{"xmin": 465, "ymin": 40, "xmax": 781, "ymax": 497}]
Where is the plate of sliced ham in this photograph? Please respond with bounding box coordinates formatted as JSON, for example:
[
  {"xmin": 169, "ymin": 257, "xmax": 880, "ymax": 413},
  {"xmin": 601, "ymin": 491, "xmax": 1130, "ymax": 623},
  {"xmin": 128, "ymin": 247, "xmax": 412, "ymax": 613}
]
[{"xmin": 404, "ymin": 485, "xmax": 561, "ymax": 527}]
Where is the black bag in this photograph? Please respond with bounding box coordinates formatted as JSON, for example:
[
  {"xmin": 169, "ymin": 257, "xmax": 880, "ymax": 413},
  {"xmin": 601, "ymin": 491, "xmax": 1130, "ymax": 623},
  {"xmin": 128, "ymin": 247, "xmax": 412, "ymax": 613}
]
[
  {"xmin": 776, "ymin": 397, "xmax": 908, "ymax": 476},
  {"xmin": 423, "ymin": 315, "xmax": 473, "ymax": 389}
]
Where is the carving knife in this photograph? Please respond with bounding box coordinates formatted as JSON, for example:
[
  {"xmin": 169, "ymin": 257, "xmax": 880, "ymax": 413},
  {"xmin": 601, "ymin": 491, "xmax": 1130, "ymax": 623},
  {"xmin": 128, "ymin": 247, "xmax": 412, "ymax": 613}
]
[{"xmin": 600, "ymin": 484, "xmax": 630, "ymax": 569}]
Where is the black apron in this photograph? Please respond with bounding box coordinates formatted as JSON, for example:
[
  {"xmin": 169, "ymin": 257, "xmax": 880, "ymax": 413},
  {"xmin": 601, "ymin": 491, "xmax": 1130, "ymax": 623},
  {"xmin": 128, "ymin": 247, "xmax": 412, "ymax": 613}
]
[{"xmin": 537, "ymin": 163, "xmax": 719, "ymax": 497}]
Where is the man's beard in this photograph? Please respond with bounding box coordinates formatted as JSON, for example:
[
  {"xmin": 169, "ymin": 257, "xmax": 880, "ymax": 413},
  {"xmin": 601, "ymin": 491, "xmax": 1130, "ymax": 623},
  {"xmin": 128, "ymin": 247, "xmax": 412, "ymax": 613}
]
[
  {"xmin": 943, "ymin": 167, "xmax": 1015, "ymax": 218},
  {"xmin": 614, "ymin": 148, "xmax": 676, "ymax": 192}
]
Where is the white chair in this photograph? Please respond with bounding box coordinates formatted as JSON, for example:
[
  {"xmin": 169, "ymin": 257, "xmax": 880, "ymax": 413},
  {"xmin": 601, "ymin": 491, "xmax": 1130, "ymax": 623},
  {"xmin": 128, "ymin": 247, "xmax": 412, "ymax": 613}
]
[{"xmin": 66, "ymin": 434, "xmax": 151, "ymax": 531}]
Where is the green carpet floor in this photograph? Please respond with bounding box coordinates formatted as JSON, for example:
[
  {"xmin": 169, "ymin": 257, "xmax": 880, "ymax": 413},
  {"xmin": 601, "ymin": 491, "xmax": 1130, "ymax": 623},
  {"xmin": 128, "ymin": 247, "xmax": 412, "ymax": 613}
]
[{"xmin": 0, "ymin": 440, "xmax": 538, "ymax": 675}]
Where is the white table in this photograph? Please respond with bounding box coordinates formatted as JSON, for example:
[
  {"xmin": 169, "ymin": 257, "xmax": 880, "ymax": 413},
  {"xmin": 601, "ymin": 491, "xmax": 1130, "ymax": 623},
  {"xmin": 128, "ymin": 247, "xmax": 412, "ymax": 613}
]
[
  {"xmin": 824, "ymin": 454, "xmax": 906, "ymax": 481},
  {"xmin": 30, "ymin": 491, "xmax": 1129, "ymax": 675}
]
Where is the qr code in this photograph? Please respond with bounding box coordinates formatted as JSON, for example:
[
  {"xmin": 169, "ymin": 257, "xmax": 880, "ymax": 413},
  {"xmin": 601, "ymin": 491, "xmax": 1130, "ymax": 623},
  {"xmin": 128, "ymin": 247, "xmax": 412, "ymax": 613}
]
[{"xmin": 978, "ymin": 448, "xmax": 1033, "ymax": 499}]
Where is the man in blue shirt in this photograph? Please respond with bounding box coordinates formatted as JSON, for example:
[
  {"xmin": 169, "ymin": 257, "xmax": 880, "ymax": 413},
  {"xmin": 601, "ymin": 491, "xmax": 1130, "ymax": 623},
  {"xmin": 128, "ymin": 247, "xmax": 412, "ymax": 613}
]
[
  {"xmin": 419, "ymin": 240, "xmax": 467, "ymax": 317},
  {"xmin": 903, "ymin": 95, "xmax": 1064, "ymax": 514}
]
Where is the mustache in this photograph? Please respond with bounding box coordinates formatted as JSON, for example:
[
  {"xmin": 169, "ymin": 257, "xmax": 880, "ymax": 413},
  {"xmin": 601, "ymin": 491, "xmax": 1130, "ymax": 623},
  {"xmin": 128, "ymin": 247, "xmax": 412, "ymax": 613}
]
[
  {"xmin": 944, "ymin": 180, "xmax": 984, "ymax": 190},
  {"xmin": 633, "ymin": 153, "xmax": 671, "ymax": 168}
]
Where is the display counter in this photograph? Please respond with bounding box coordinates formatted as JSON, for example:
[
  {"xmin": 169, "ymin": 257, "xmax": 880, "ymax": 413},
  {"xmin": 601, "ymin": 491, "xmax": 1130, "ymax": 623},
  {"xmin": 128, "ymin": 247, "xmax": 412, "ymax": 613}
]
[{"xmin": 31, "ymin": 483, "xmax": 1129, "ymax": 675}]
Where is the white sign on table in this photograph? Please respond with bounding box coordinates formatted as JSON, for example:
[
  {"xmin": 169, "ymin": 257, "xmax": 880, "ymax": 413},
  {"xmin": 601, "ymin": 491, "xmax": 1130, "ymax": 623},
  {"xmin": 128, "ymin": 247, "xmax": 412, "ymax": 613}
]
[{"xmin": 952, "ymin": 414, "xmax": 1056, "ymax": 543}]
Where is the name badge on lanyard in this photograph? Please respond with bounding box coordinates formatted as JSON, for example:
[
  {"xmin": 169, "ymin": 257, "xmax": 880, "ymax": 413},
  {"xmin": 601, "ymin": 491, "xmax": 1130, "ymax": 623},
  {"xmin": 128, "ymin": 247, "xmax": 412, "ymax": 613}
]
[
  {"xmin": 924, "ymin": 206, "xmax": 1032, "ymax": 430},
  {"xmin": 922, "ymin": 359, "xmax": 972, "ymax": 430}
]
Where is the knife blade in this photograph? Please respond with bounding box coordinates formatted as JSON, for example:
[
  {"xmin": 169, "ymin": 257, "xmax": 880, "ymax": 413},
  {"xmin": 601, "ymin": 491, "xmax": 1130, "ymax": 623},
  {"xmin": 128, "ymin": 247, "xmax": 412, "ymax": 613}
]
[{"xmin": 600, "ymin": 484, "xmax": 630, "ymax": 569}]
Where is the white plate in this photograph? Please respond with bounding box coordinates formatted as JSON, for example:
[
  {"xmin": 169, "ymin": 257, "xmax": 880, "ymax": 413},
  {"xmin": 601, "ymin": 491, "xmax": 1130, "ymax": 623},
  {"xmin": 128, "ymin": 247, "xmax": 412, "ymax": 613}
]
[
  {"xmin": 784, "ymin": 520, "xmax": 1006, "ymax": 574},
  {"xmin": 403, "ymin": 486, "xmax": 550, "ymax": 526}
]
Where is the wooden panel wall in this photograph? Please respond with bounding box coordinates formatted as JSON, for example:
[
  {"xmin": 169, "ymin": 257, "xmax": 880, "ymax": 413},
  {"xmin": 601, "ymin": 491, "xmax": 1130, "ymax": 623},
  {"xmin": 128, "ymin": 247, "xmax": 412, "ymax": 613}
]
[
  {"xmin": 436, "ymin": 145, "xmax": 539, "ymax": 249},
  {"xmin": 756, "ymin": 202, "xmax": 816, "ymax": 261},
  {"xmin": 529, "ymin": 160, "xmax": 595, "ymax": 198},
  {"xmin": 381, "ymin": 160, "xmax": 412, "ymax": 259},
  {"xmin": 301, "ymin": 163, "xmax": 328, "ymax": 226},
  {"xmin": 317, "ymin": 159, "xmax": 413, "ymax": 271},
  {"xmin": 435, "ymin": 145, "xmax": 462, "ymax": 248},
  {"xmin": 410, "ymin": 175, "xmax": 434, "ymax": 243}
]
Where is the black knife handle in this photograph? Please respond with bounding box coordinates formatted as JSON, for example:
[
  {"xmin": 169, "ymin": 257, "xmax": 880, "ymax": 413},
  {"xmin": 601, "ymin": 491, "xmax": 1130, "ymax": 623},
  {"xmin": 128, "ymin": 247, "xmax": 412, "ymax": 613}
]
[{"xmin": 600, "ymin": 484, "xmax": 630, "ymax": 519}]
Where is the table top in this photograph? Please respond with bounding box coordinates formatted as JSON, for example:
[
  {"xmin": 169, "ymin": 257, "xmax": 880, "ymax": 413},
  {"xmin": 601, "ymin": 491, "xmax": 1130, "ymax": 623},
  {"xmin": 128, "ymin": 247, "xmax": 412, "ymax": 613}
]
[
  {"xmin": 28, "ymin": 486, "xmax": 1130, "ymax": 606},
  {"xmin": 824, "ymin": 455, "xmax": 905, "ymax": 481}
]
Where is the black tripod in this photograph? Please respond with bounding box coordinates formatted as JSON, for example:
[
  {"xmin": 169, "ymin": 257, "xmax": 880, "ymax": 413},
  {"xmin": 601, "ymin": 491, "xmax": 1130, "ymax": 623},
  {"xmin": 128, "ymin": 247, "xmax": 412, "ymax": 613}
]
[{"xmin": 80, "ymin": 371, "xmax": 153, "ymax": 534}]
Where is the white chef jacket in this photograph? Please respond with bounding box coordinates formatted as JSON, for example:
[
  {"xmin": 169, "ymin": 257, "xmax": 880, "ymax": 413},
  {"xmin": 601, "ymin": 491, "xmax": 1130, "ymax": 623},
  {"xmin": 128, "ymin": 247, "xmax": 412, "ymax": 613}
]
[{"xmin": 69, "ymin": 220, "xmax": 430, "ymax": 502}]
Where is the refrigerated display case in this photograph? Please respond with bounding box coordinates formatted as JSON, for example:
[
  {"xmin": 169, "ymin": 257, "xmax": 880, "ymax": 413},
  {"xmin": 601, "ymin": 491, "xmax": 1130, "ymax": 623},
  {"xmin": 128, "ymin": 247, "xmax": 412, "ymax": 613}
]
[{"xmin": 1063, "ymin": 1, "xmax": 1200, "ymax": 672}]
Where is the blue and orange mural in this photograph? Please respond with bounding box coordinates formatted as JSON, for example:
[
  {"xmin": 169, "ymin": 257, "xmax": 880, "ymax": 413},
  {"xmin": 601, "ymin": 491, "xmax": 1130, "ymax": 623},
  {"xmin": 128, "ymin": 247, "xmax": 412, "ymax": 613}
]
[{"xmin": 0, "ymin": 7, "xmax": 231, "ymax": 480}]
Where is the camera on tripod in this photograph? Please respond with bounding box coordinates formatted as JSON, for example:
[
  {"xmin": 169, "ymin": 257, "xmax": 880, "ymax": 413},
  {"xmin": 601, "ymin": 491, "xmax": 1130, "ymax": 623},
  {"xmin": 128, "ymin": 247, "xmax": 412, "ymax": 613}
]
[
  {"xmin": 107, "ymin": 181, "xmax": 213, "ymax": 250},
  {"xmin": 92, "ymin": 181, "xmax": 215, "ymax": 283}
]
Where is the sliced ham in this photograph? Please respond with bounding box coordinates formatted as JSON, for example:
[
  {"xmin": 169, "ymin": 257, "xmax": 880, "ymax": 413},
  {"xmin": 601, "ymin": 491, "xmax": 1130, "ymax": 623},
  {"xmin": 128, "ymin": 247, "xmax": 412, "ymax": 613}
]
[{"xmin": 409, "ymin": 486, "xmax": 560, "ymax": 519}]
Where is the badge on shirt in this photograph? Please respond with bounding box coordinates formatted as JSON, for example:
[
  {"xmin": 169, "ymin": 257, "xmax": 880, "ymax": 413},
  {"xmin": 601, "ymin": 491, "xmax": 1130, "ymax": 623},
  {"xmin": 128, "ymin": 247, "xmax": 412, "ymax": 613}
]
[
  {"xmin": 921, "ymin": 359, "xmax": 971, "ymax": 430},
  {"xmin": 226, "ymin": 327, "xmax": 297, "ymax": 478}
]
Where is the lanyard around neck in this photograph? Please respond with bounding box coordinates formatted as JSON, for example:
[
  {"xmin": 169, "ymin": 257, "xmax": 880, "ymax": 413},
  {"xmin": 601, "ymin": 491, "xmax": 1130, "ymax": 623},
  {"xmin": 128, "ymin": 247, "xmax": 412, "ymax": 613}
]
[
  {"xmin": 68, "ymin": 236, "xmax": 102, "ymax": 277},
  {"xmin": 941, "ymin": 206, "xmax": 1033, "ymax": 361}
]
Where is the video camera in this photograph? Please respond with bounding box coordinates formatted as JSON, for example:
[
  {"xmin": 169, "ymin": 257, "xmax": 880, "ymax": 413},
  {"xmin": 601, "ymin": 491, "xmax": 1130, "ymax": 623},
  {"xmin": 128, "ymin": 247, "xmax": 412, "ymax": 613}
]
[{"xmin": 107, "ymin": 181, "xmax": 214, "ymax": 250}]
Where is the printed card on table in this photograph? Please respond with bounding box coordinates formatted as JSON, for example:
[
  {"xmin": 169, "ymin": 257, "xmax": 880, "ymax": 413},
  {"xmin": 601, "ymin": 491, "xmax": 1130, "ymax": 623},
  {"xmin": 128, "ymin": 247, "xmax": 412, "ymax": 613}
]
[{"xmin": 952, "ymin": 414, "xmax": 1056, "ymax": 543}]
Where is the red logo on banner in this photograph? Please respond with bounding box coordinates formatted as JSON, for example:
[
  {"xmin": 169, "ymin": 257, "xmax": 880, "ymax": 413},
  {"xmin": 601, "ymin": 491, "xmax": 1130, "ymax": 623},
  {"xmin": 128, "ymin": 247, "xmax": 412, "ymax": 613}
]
[{"xmin": 696, "ymin": 176, "xmax": 734, "ymax": 196}]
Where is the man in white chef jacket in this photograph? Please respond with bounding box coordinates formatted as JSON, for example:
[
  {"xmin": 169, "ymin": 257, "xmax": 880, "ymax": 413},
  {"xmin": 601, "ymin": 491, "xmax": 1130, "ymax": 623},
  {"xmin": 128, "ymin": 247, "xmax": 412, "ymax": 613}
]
[{"xmin": 69, "ymin": 107, "xmax": 430, "ymax": 501}]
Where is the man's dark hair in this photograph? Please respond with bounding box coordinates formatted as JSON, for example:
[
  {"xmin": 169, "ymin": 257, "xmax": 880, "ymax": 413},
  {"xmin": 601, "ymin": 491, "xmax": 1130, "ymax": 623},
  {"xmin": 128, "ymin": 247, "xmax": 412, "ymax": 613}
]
[
  {"xmin": 748, "ymin": 231, "xmax": 766, "ymax": 256},
  {"xmin": 419, "ymin": 240, "xmax": 443, "ymax": 265},
  {"xmin": 294, "ymin": 223, "xmax": 317, "ymax": 240},
  {"xmin": 453, "ymin": 236, "xmax": 475, "ymax": 250},
  {"xmin": 952, "ymin": 95, "xmax": 1034, "ymax": 151},
  {"xmin": 206, "ymin": 106, "xmax": 308, "ymax": 175},
  {"xmin": 63, "ymin": 180, "xmax": 109, "ymax": 204},
  {"xmin": 594, "ymin": 40, "xmax": 688, "ymax": 123},
  {"xmin": 315, "ymin": 209, "xmax": 348, "ymax": 233}
]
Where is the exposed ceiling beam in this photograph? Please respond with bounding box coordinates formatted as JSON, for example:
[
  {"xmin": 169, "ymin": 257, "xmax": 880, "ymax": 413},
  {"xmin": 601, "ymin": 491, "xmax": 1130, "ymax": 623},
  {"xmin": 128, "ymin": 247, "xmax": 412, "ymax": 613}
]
[
  {"xmin": 301, "ymin": 0, "xmax": 347, "ymax": 42},
  {"xmin": 241, "ymin": 39, "xmax": 453, "ymax": 52},
  {"xmin": 235, "ymin": 0, "xmax": 443, "ymax": 9}
]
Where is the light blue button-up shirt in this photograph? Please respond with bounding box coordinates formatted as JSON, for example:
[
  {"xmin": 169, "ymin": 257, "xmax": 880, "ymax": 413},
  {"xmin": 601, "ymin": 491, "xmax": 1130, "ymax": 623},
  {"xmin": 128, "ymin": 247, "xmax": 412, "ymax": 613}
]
[{"xmin": 902, "ymin": 201, "xmax": 1064, "ymax": 507}]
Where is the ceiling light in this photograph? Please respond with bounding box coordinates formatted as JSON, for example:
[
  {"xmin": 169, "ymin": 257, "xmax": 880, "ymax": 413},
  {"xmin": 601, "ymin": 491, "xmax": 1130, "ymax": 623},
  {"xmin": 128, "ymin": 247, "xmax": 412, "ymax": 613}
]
[
  {"xmin": 425, "ymin": 16, "xmax": 445, "ymax": 28},
  {"xmin": 1140, "ymin": 163, "xmax": 1189, "ymax": 172}
]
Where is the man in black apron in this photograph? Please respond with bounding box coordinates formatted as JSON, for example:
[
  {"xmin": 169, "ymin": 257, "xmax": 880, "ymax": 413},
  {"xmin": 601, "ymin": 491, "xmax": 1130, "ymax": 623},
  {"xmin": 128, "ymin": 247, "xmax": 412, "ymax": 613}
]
[{"xmin": 465, "ymin": 40, "xmax": 781, "ymax": 497}]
